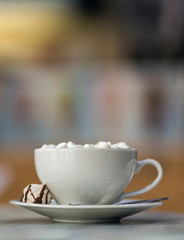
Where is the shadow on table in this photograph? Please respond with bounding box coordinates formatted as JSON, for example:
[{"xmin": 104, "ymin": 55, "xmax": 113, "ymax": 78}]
[{"xmin": 1, "ymin": 215, "xmax": 183, "ymax": 226}]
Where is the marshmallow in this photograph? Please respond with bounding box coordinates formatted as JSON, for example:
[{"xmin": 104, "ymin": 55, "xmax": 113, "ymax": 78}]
[
  {"xmin": 67, "ymin": 141, "xmax": 76, "ymax": 148},
  {"xmin": 95, "ymin": 141, "xmax": 111, "ymax": 148},
  {"xmin": 20, "ymin": 184, "xmax": 52, "ymax": 204},
  {"xmin": 41, "ymin": 144, "xmax": 55, "ymax": 149},
  {"xmin": 107, "ymin": 141, "xmax": 112, "ymax": 146},
  {"xmin": 111, "ymin": 142, "xmax": 129, "ymax": 149},
  {"xmin": 117, "ymin": 142, "xmax": 129, "ymax": 149},
  {"xmin": 84, "ymin": 144, "xmax": 95, "ymax": 148},
  {"xmin": 56, "ymin": 142, "xmax": 67, "ymax": 148}
]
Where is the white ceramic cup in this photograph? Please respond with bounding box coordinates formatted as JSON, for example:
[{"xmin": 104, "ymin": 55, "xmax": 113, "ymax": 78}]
[{"xmin": 34, "ymin": 148, "xmax": 163, "ymax": 205}]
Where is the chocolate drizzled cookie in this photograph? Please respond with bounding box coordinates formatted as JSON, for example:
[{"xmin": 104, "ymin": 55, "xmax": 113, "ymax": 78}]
[{"xmin": 20, "ymin": 184, "xmax": 52, "ymax": 204}]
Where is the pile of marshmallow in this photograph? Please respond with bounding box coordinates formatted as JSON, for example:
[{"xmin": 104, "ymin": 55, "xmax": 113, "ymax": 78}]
[{"xmin": 41, "ymin": 141, "xmax": 130, "ymax": 149}]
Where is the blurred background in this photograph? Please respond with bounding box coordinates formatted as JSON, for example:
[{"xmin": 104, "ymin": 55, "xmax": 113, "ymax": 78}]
[{"xmin": 0, "ymin": 0, "xmax": 184, "ymax": 212}]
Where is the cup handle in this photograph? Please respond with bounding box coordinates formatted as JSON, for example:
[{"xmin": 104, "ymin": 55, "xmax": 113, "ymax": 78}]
[{"xmin": 121, "ymin": 159, "xmax": 163, "ymax": 199}]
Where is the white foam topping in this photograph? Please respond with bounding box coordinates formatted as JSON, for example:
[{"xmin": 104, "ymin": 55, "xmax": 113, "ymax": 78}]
[{"xmin": 41, "ymin": 141, "xmax": 130, "ymax": 149}]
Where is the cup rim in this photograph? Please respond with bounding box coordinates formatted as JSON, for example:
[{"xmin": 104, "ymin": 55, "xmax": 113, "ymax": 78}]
[{"xmin": 35, "ymin": 148, "xmax": 137, "ymax": 152}]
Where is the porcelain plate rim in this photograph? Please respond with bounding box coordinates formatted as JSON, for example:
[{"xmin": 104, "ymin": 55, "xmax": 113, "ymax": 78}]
[{"xmin": 9, "ymin": 199, "xmax": 162, "ymax": 209}]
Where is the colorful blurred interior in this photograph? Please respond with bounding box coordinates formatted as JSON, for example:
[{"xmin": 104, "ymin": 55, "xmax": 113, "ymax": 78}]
[{"xmin": 0, "ymin": 0, "xmax": 184, "ymax": 212}]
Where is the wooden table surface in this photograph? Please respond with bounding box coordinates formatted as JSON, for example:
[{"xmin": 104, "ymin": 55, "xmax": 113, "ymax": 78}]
[{"xmin": 0, "ymin": 205, "xmax": 184, "ymax": 240}]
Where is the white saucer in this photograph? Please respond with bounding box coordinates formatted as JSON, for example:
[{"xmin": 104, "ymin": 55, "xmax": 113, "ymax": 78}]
[{"xmin": 10, "ymin": 199, "xmax": 162, "ymax": 223}]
